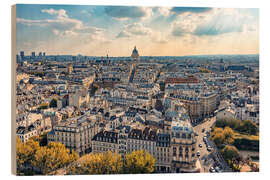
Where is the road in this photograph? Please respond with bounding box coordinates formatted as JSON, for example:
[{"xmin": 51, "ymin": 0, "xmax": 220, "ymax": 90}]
[
  {"xmin": 193, "ymin": 116, "xmax": 231, "ymax": 173},
  {"xmin": 193, "ymin": 116, "xmax": 216, "ymax": 173}
]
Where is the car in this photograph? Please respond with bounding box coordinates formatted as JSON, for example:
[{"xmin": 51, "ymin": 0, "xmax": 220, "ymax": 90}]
[
  {"xmin": 209, "ymin": 167, "xmax": 215, "ymax": 173},
  {"xmin": 199, "ymin": 144, "xmax": 202, "ymax": 148},
  {"xmin": 202, "ymin": 128, "xmax": 205, "ymax": 133},
  {"xmin": 197, "ymin": 151, "xmax": 200, "ymax": 157},
  {"xmin": 207, "ymin": 146, "xmax": 212, "ymax": 152},
  {"xmin": 215, "ymin": 166, "xmax": 221, "ymax": 173},
  {"xmin": 203, "ymin": 136, "xmax": 207, "ymax": 142},
  {"xmin": 195, "ymin": 132, "xmax": 198, "ymax": 136}
]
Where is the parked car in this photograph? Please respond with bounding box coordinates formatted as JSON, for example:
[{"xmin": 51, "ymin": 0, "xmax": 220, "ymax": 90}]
[
  {"xmin": 203, "ymin": 136, "xmax": 207, "ymax": 142},
  {"xmin": 197, "ymin": 151, "xmax": 200, "ymax": 157},
  {"xmin": 209, "ymin": 167, "xmax": 215, "ymax": 173},
  {"xmin": 202, "ymin": 128, "xmax": 205, "ymax": 133},
  {"xmin": 199, "ymin": 144, "xmax": 202, "ymax": 148},
  {"xmin": 215, "ymin": 166, "xmax": 221, "ymax": 173},
  {"xmin": 195, "ymin": 132, "xmax": 198, "ymax": 136},
  {"xmin": 207, "ymin": 146, "xmax": 212, "ymax": 152}
]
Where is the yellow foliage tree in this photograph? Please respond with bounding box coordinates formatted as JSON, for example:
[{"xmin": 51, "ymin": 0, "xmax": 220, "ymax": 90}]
[
  {"xmin": 16, "ymin": 137, "xmax": 40, "ymax": 173},
  {"xmin": 223, "ymin": 126, "xmax": 235, "ymax": 144},
  {"xmin": 32, "ymin": 142, "xmax": 79, "ymax": 174},
  {"xmin": 69, "ymin": 151, "xmax": 122, "ymax": 175},
  {"xmin": 124, "ymin": 150, "xmax": 156, "ymax": 174}
]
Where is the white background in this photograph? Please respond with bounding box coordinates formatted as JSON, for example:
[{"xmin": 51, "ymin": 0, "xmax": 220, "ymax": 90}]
[{"xmin": 1, "ymin": 0, "xmax": 269, "ymax": 179}]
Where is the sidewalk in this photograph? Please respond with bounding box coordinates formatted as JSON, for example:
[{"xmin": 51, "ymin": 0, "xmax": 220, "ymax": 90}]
[{"xmin": 196, "ymin": 159, "xmax": 204, "ymax": 173}]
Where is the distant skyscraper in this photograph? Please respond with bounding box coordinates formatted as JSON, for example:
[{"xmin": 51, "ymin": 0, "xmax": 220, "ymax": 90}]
[
  {"xmin": 106, "ymin": 54, "xmax": 110, "ymax": 65},
  {"xmin": 38, "ymin": 52, "xmax": 42, "ymax": 57},
  {"xmin": 43, "ymin": 52, "xmax": 46, "ymax": 56},
  {"xmin": 31, "ymin": 52, "xmax": 35, "ymax": 59},
  {"xmin": 16, "ymin": 54, "xmax": 20, "ymax": 62},
  {"xmin": 20, "ymin": 51, "xmax": 24, "ymax": 60}
]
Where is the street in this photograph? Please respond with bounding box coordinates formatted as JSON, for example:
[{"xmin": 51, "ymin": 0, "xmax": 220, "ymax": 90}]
[{"xmin": 193, "ymin": 116, "xmax": 217, "ymax": 173}]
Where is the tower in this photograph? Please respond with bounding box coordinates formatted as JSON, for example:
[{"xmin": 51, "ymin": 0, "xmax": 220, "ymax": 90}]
[{"xmin": 106, "ymin": 54, "xmax": 110, "ymax": 65}]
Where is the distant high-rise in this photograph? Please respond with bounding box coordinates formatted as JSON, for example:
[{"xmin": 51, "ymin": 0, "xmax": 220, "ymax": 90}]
[
  {"xmin": 16, "ymin": 54, "xmax": 20, "ymax": 62},
  {"xmin": 106, "ymin": 54, "xmax": 110, "ymax": 65},
  {"xmin": 38, "ymin": 52, "xmax": 42, "ymax": 57},
  {"xmin": 20, "ymin": 51, "xmax": 24, "ymax": 60},
  {"xmin": 31, "ymin": 52, "xmax": 35, "ymax": 59},
  {"xmin": 43, "ymin": 52, "xmax": 46, "ymax": 56}
]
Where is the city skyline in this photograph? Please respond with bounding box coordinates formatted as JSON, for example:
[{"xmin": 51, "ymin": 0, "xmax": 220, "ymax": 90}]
[{"xmin": 16, "ymin": 5, "xmax": 259, "ymax": 56}]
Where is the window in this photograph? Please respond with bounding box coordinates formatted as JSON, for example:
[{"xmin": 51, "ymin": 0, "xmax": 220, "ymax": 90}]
[{"xmin": 173, "ymin": 147, "xmax": 176, "ymax": 156}]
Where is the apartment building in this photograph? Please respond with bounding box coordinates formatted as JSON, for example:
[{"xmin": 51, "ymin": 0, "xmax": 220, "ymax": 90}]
[
  {"xmin": 127, "ymin": 127, "xmax": 157, "ymax": 158},
  {"xmin": 156, "ymin": 133, "xmax": 171, "ymax": 173},
  {"xmin": 91, "ymin": 131, "xmax": 119, "ymax": 154},
  {"xmin": 170, "ymin": 120, "xmax": 198, "ymax": 173},
  {"xmin": 47, "ymin": 115, "xmax": 99, "ymax": 156}
]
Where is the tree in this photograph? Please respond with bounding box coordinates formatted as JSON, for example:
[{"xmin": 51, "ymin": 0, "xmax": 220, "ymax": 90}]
[
  {"xmin": 237, "ymin": 120, "xmax": 258, "ymax": 135},
  {"xmin": 124, "ymin": 150, "xmax": 155, "ymax": 174},
  {"xmin": 223, "ymin": 126, "xmax": 235, "ymax": 144},
  {"xmin": 49, "ymin": 98, "xmax": 57, "ymax": 108},
  {"xmin": 31, "ymin": 133, "xmax": 48, "ymax": 146},
  {"xmin": 16, "ymin": 137, "xmax": 25, "ymax": 172},
  {"xmin": 16, "ymin": 138, "xmax": 40, "ymax": 174},
  {"xmin": 215, "ymin": 117, "xmax": 241, "ymax": 130},
  {"xmin": 38, "ymin": 103, "xmax": 48, "ymax": 110},
  {"xmin": 68, "ymin": 151, "xmax": 122, "ymax": 175},
  {"xmin": 221, "ymin": 145, "xmax": 240, "ymax": 163},
  {"xmin": 32, "ymin": 142, "xmax": 78, "ymax": 174},
  {"xmin": 211, "ymin": 127, "xmax": 225, "ymax": 147}
]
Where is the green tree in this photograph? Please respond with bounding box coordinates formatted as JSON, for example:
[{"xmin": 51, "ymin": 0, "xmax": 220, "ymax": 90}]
[
  {"xmin": 215, "ymin": 117, "xmax": 241, "ymax": 130},
  {"xmin": 49, "ymin": 98, "xmax": 57, "ymax": 108},
  {"xmin": 124, "ymin": 150, "xmax": 155, "ymax": 174},
  {"xmin": 221, "ymin": 145, "xmax": 240, "ymax": 163},
  {"xmin": 237, "ymin": 120, "xmax": 258, "ymax": 135}
]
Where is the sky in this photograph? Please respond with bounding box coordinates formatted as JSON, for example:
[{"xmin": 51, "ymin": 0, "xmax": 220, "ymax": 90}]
[{"xmin": 15, "ymin": 4, "xmax": 259, "ymax": 56}]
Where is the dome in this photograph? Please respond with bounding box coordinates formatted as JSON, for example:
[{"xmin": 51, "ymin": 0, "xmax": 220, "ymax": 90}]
[{"xmin": 131, "ymin": 46, "xmax": 139, "ymax": 58}]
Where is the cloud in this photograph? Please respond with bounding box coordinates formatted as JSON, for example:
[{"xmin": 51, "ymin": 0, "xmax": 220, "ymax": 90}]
[
  {"xmin": 41, "ymin": 8, "xmax": 68, "ymax": 18},
  {"xmin": 171, "ymin": 7, "xmax": 212, "ymax": 15},
  {"xmin": 126, "ymin": 23, "xmax": 152, "ymax": 35},
  {"xmin": 104, "ymin": 6, "xmax": 152, "ymax": 20},
  {"xmin": 171, "ymin": 14, "xmax": 201, "ymax": 37},
  {"xmin": 151, "ymin": 31, "xmax": 168, "ymax": 44},
  {"xmin": 116, "ymin": 30, "xmax": 131, "ymax": 38},
  {"xmin": 116, "ymin": 23, "xmax": 152, "ymax": 38},
  {"xmin": 17, "ymin": 8, "xmax": 104, "ymax": 37},
  {"xmin": 171, "ymin": 8, "xmax": 256, "ymax": 37},
  {"xmin": 116, "ymin": 22, "xmax": 167, "ymax": 44},
  {"xmin": 155, "ymin": 7, "xmax": 172, "ymax": 16},
  {"xmin": 193, "ymin": 9, "xmax": 250, "ymax": 36}
]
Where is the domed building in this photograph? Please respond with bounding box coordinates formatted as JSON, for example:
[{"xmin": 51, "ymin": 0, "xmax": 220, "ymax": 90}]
[{"xmin": 131, "ymin": 46, "xmax": 140, "ymax": 64}]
